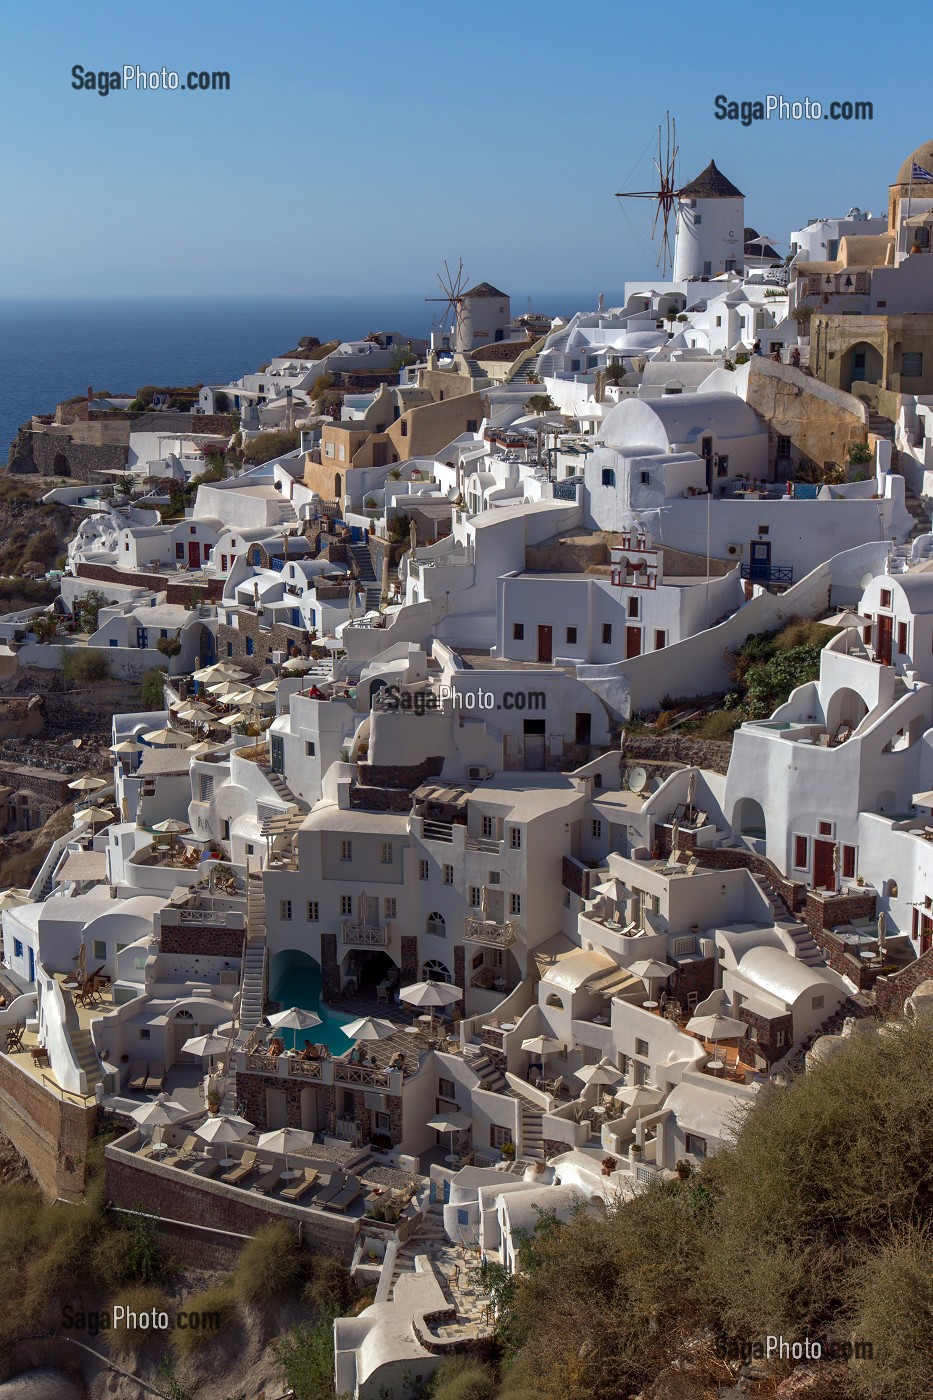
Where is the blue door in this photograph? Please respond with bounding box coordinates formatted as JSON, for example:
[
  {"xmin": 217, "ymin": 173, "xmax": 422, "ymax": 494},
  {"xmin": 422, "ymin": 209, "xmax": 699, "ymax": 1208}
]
[
  {"xmin": 28, "ymin": 946, "xmax": 35, "ymax": 983},
  {"xmin": 136, "ymin": 627, "xmax": 149, "ymax": 649}
]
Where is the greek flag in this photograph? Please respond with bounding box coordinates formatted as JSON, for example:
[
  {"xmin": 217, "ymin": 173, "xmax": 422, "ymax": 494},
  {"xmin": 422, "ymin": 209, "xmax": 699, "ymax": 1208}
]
[{"xmin": 912, "ymin": 162, "xmax": 933, "ymax": 183}]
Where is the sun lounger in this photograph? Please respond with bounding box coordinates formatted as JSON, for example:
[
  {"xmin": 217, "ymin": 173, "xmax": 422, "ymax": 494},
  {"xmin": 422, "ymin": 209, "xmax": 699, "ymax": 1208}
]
[
  {"xmin": 221, "ymin": 1151, "xmax": 258, "ymax": 1185},
  {"xmin": 190, "ymin": 1157, "xmax": 220, "ymax": 1178},
  {"xmin": 322, "ymin": 1179, "xmax": 362, "ymax": 1213},
  {"xmin": 127, "ymin": 1061, "xmax": 148, "ymax": 1091},
  {"xmin": 281, "ymin": 1167, "xmax": 318, "ymax": 1202},
  {"xmin": 144, "ymin": 1067, "xmax": 165, "ymax": 1093},
  {"xmin": 313, "ymin": 1172, "xmax": 344, "ymax": 1206},
  {"xmin": 251, "ymin": 1166, "xmax": 284, "ymax": 1194},
  {"xmin": 164, "ymin": 1134, "xmax": 201, "ymax": 1165}
]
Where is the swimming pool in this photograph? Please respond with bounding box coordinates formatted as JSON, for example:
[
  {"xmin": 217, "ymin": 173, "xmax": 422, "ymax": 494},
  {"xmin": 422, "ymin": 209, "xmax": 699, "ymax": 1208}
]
[{"xmin": 269, "ymin": 953, "xmax": 355, "ymax": 1054}]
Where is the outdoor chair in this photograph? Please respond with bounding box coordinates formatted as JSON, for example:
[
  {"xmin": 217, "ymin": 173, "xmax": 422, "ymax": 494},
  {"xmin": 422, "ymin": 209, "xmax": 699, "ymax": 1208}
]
[
  {"xmin": 190, "ymin": 1157, "xmax": 220, "ymax": 1179},
  {"xmin": 165, "ymin": 1135, "xmax": 201, "ymax": 1165},
  {"xmin": 5, "ymin": 1024, "xmax": 25, "ymax": 1053},
  {"xmin": 281, "ymin": 1167, "xmax": 319, "ymax": 1202},
  {"xmin": 323, "ymin": 1179, "xmax": 362, "ymax": 1213},
  {"xmin": 126, "ymin": 1061, "xmax": 148, "ymax": 1091},
  {"xmin": 313, "ymin": 1172, "xmax": 345, "ymax": 1207},
  {"xmin": 221, "ymin": 1150, "xmax": 258, "ymax": 1185},
  {"xmin": 251, "ymin": 1165, "xmax": 284, "ymax": 1194},
  {"xmin": 144, "ymin": 1066, "xmax": 165, "ymax": 1093}
]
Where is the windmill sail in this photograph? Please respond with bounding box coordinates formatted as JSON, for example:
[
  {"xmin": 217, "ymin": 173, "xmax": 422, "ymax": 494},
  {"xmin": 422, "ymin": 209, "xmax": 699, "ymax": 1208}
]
[{"xmin": 615, "ymin": 113, "xmax": 679, "ymax": 274}]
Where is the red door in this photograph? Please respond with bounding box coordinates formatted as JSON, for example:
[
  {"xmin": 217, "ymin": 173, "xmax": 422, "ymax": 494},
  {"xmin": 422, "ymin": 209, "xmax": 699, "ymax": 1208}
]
[
  {"xmin": 625, "ymin": 627, "xmax": 641, "ymax": 659},
  {"xmin": 877, "ymin": 614, "xmax": 893, "ymax": 665},
  {"xmin": 813, "ymin": 839, "xmax": 835, "ymax": 890},
  {"xmin": 188, "ymin": 541, "xmax": 201, "ymax": 568},
  {"xmin": 537, "ymin": 625, "xmax": 552, "ymax": 663}
]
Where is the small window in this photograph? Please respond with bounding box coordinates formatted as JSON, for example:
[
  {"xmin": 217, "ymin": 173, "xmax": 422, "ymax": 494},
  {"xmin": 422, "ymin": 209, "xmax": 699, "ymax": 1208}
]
[
  {"xmin": 510, "ymin": 893, "xmax": 522, "ymax": 916},
  {"xmin": 639, "ymin": 470, "xmax": 650, "ymax": 485},
  {"xmin": 384, "ymin": 897, "xmax": 396, "ymax": 919},
  {"xmin": 491, "ymin": 1124, "xmax": 514, "ymax": 1149},
  {"xmin": 305, "ymin": 740, "xmax": 315, "ymax": 756},
  {"xmin": 880, "ymin": 589, "xmax": 892, "ymax": 609},
  {"xmin": 280, "ymin": 900, "xmax": 292, "ymax": 921},
  {"xmin": 601, "ymin": 468, "xmax": 615, "ymax": 487},
  {"xmin": 246, "ymin": 843, "xmax": 254, "ymax": 855},
  {"xmin": 139, "ymin": 1028, "xmax": 151, "ymax": 1041},
  {"xmin": 93, "ymin": 940, "xmax": 106, "ymax": 961},
  {"xmin": 509, "ymin": 827, "xmax": 521, "ymax": 849},
  {"xmin": 685, "ymin": 1133, "xmax": 707, "ymax": 1159},
  {"xmin": 419, "ymin": 859, "xmax": 429, "ymax": 880},
  {"xmin": 592, "ymin": 819, "xmax": 602, "ymax": 839},
  {"xmin": 602, "ymin": 624, "xmax": 612, "ymax": 644},
  {"xmin": 175, "ymin": 543, "xmax": 184, "ymax": 559},
  {"xmin": 627, "ymin": 597, "xmax": 639, "ymax": 618},
  {"xmin": 512, "ymin": 623, "xmax": 524, "ymax": 640},
  {"xmin": 654, "ymin": 629, "xmax": 666, "ymax": 650},
  {"xmin": 897, "ymin": 621, "xmax": 908, "ymax": 654},
  {"xmin": 245, "ymin": 637, "xmax": 254, "ymax": 657},
  {"xmin": 902, "ymin": 351, "xmax": 923, "ymax": 378},
  {"xmin": 635, "ymin": 1038, "xmax": 649, "ymax": 1058},
  {"xmin": 306, "ymin": 901, "xmax": 319, "ymax": 921},
  {"xmin": 340, "ymin": 840, "xmax": 352, "ymax": 861},
  {"xmin": 842, "ymin": 845, "xmax": 856, "ymax": 879},
  {"xmin": 812, "ymin": 995, "xmax": 825, "ymax": 1010},
  {"xmin": 566, "ymin": 626, "xmax": 577, "ymax": 644},
  {"xmin": 443, "ymin": 864, "xmax": 454, "ymax": 885},
  {"xmin": 818, "ymin": 821, "xmax": 832, "ymax": 836},
  {"xmin": 794, "ymin": 834, "xmax": 808, "ymax": 869},
  {"xmin": 380, "ymin": 842, "xmax": 393, "ymax": 864},
  {"xmin": 400, "ymin": 420, "xmax": 408, "ymax": 437},
  {"xmin": 12, "ymin": 938, "xmax": 23, "ymax": 959},
  {"xmin": 466, "ymin": 419, "xmax": 478, "ymax": 432},
  {"xmin": 438, "ymin": 1077, "xmax": 456, "ymax": 1100},
  {"xmin": 777, "ymin": 435, "xmax": 791, "ymax": 455},
  {"xmin": 469, "ymin": 886, "xmax": 481, "ymax": 907},
  {"xmin": 340, "ymin": 894, "xmax": 353, "ymax": 915},
  {"xmin": 221, "ymin": 820, "xmax": 230, "ymax": 840},
  {"xmin": 482, "ymin": 815, "xmax": 494, "ymax": 838}
]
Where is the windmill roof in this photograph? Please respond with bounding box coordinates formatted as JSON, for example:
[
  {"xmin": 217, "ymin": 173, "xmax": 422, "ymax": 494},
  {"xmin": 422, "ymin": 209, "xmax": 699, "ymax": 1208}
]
[
  {"xmin": 463, "ymin": 282, "xmax": 509, "ymax": 299},
  {"xmin": 679, "ymin": 160, "xmax": 744, "ymax": 199}
]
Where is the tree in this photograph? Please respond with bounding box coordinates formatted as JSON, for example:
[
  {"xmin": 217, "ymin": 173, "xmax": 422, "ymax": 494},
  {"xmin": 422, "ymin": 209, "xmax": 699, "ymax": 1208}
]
[
  {"xmin": 76, "ymin": 590, "xmax": 110, "ymax": 634},
  {"xmin": 31, "ymin": 614, "xmax": 58, "ymax": 643},
  {"xmin": 62, "ymin": 649, "xmax": 111, "ymax": 685},
  {"xmin": 848, "ymin": 441, "xmax": 872, "ymax": 466},
  {"xmin": 138, "ymin": 667, "xmax": 167, "ymax": 709},
  {"xmin": 388, "ymin": 344, "xmax": 417, "ymax": 372},
  {"xmin": 156, "ymin": 633, "xmax": 182, "ymax": 658},
  {"xmin": 213, "ymin": 392, "xmax": 231, "ymax": 414},
  {"xmin": 524, "ymin": 394, "xmax": 557, "ymax": 415}
]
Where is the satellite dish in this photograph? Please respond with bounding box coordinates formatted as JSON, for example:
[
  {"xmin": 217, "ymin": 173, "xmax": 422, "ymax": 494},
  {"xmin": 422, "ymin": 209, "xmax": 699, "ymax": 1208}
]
[
  {"xmin": 628, "ymin": 766, "xmax": 647, "ymax": 794},
  {"xmin": 859, "ymin": 573, "xmax": 875, "ymax": 589}
]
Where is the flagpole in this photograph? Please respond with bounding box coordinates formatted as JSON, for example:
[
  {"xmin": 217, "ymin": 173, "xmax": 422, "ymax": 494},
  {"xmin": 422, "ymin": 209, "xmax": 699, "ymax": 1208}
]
[{"xmin": 907, "ymin": 165, "xmax": 914, "ymax": 256}]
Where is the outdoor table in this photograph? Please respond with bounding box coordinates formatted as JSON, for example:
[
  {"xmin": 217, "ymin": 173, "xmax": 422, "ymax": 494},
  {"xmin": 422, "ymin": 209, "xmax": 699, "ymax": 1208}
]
[{"xmin": 280, "ymin": 1168, "xmax": 302, "ymax": 1181}]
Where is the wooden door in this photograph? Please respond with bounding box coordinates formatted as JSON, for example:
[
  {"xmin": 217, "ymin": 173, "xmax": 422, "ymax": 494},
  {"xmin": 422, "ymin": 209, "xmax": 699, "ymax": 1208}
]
[
  {"xmin": 877, "ymin": 614, "xmax": 893, "ymax": 665},
  {"xmin": 813, "ymin": 839, "xmax": 835, "ymax": 891},
  {"xmin": 625, "ymin": 627, "xmax": 641, "ymax": 659},
  {"xmin": 188, "ymin": 541, "xmax": 201, "ymax": 568},
  {"xmin": 537, "ymin": 625, "xmax": 552, "ymax": 663}
]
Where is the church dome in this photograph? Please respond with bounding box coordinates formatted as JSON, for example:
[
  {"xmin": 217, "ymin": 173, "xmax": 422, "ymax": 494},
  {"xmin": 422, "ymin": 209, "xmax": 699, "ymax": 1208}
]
[{"xmin": 895, "ymin": 140, "xmax": 933, "ymax": 185}]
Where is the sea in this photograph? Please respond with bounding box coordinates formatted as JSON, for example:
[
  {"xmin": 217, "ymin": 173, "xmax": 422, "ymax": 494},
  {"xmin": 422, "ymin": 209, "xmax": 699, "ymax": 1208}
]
[{"xmin": 0, "ymin": 291, "xmax": 626, "ymax": 458}]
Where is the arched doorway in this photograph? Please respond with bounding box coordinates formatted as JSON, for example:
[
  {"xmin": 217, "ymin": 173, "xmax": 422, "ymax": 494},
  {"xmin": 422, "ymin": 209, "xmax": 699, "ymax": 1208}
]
[
  {"xmin": 734, "ymin": 797, "xmax": 766, "ymax": 842},
  {"xmin": 825, "ymin": 687, "xmax": 868, "ymax": 735},
  {"xmin": 169, "ymin": 1007, "xmax": 195, "ymax": 1064},
  {"xmin": 52, "ymin": 453, "xmax": 70, "ymax": 477},
  {"xmin": 341, "ymin": 948, "xmax": 396, "ymax": 998},
  {"xmin": 843, "ymin": 341, "xmax": 883, "ymax": 392},
  {"xmin": 421, "ymin": 957, "xmax": 452, "ymax": 983}
]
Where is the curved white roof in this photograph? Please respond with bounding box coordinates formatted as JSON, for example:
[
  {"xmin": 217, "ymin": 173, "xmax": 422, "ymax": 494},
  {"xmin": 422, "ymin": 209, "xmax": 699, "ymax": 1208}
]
[
  {"xmin": 738, "ymin": 946, "xmax": 841, "ymax": 1004},
  {"xmin": 664, "ymin": 1080, "xmax": 751, "ymax": 1142},
  {"xmin": 602, "ymin": 391, "xmax": 762, "ymax": 452},
  {"xmin": 541, "ymin": 947, "xmax": 616, "ymax": 993}
]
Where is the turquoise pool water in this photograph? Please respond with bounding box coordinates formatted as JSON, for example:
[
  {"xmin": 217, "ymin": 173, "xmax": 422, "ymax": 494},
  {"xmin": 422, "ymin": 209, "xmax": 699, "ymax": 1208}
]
[{"xmin": 270, "ymin": 955, "xmax": 355, "ymax": 1054}]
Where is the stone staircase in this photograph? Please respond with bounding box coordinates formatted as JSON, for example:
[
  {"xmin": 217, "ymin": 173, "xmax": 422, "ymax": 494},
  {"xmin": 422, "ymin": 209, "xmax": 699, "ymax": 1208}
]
[
  {"xmin": 238, "ymin": 873, "xmax": 268, "ymax": 1040},
  {"xmin": 508, "ymin": 354, "xmax": 543, "ymax": 386},
  {"xmin": 464, "ymin": 1049, "xmax": 508, "ymax": 1095},
  {"xmin": 349, "ymin": 541, "xmax": 382, "ymax": 611},
  {"xmin": 783, "ymin": 924, "xmax": 826, "ymax": 969},
  {"xmin": 256, "ymin": 759, "xmax": 309, "ymax": 812},
  {"xmin": 390, "ymin": 1204, "xmax": 448, "ymax": 1292},
  {"xmin": 873, "ymin": 410, "xmax": 932, "ymax": 541},
  {"xmin": 516, "ymin": 1098, "xmax": 545, "ymax": 1161},
  {"xmin": 753, "ymin": 872, "xmax": 826, "ymax": 969},
  {"xmin": 70, "ymin": 1025, "xmax": 104, "ymax": 1095}
]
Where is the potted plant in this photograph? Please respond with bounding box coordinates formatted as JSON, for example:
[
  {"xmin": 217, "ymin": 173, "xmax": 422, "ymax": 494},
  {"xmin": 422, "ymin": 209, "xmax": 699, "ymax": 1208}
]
[
  {"xmin": 601, "ymin": 1155, "xmax": 617, "ymax": 1177},
  {"xmin": 501, "ymin": 1140, "xmax": 516, "ymax": 1160},
  {"xmin": 631, "ymin": 1142, "xmax": 642, "ymax": 1157},
  {"xmin": 206, "ymin": 1086, "xmax": 222, "ymax": 1116}
]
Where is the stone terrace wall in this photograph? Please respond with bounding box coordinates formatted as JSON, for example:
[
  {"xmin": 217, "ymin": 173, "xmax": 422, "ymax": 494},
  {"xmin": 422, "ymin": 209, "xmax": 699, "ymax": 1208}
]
[
  {"xmin": 0, "ymin": 1054, "xmax": 96, "ymax": 1200},
  {"xmin": 106, "ymin": 1147, "xmax": 358, "ymax": 1259}
]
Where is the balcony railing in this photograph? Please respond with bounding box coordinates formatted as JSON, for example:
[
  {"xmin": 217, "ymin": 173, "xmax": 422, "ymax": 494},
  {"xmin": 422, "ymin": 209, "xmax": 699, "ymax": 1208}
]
[
  {"xmin": 422, "ymin": 819, "xmax": 455, "ymax": 843},
  {"xmin": 341, "ymin": 920, "xmax": 390, "ymax": 946},
  {"xmin": 463, "ymin": 916, "xmax": 524, "ymax": 949},
  {"xmin": 333, "ymin": 1061, "xmax": 392, "ymax": 1088},
  {"xmin": 741, "ymin": 563, "xmax": 794, "ymax": 585},
  {"xmin": 465, "ymin": 835, "xmax": 500, "ymax": 853}
]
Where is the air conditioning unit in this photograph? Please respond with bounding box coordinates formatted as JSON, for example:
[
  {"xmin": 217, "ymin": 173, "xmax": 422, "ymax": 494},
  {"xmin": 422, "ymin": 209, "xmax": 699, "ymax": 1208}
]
[
  {"xmin": 468, "ymin": 766, "xmax": 491, "ymax": 781},
  {"xmin": 727, "ymin": 543, "xmax": 744, "ymax": 557}
]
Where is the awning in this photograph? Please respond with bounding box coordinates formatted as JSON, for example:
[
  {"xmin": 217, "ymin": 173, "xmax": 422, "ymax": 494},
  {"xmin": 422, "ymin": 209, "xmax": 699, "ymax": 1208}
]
[
  {"xmin": 260, "ymin": 810, "xmax": 306, "ymax": 839},
  {"xmin": 584, "ymin": 967, "xmax": 639, "ymax": 996},
  {"xmin": 58, "ymin": 850, "xmax": 108, "ymax": 883}
]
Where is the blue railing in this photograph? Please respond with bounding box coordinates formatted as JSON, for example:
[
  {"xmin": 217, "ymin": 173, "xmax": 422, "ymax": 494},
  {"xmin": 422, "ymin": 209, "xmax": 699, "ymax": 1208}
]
[{"xmin": 742, "ymin": 564, "xmax": 794, "ymax": 585}]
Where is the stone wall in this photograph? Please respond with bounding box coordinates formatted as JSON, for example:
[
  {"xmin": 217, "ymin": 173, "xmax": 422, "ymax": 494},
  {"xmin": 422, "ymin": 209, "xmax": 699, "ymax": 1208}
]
[
  {"xmin": 690, "ymin": 846, "xmax": 807, "ymax": 913},
  {"xmin": 0, "ymin": 697, "xmax": 45, "ymax": 740},
  {"xmin": 737, "ymin": 1005, "xmax": 793, "ymax": 1067},
  {"xmin": 321, "ymin": 933, "xmax": 340, "ymax": 1002},
  {"xmin": 105, "ymin": 1147, "xmax": 358, "ymax": 1258},
  {"xmin": 875, "ymin": 945, "xmax": 933, "ymax": 1015},
  {"xmin": 0, "ymin": 1054, "xmax": 96, "ymax": 1200},
  {"xmin": 350, "ymin": 756, "xmax": 445, "ymax": 812},
  {"xmin": 668, "ymin": 954, "xmax": 715, "ymax": 1008},
  {"xmin": 399, "ymin": 935, "xmax": 418, "ymax": 984},
  {"xmin": 0, "ymin": 763, "xmax": 72, "ymax": 804},
  {"xmin": 158, "ymin": 923, "xmax": 244, "ymax": 959},
  {"xmin": 75, "ymin": 561, "xmax": 223, "ymax": 604},
  {"xmin": 745, "ymin": 357, "xmax": 868, "ymax": 476},
  {"xmin": 216, "ymin": 612, "xmax": 306, "ymax": 674},
  {"xmin": 622, "ymin": 733, "xmax": 734, "ymax": 777}
]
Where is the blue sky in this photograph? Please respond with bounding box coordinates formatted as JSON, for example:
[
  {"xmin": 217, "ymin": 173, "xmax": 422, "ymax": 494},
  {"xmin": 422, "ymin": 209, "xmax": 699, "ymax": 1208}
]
[{"xmin": 0, "ymin": 0, "xmax": 914, "ymax": 297}]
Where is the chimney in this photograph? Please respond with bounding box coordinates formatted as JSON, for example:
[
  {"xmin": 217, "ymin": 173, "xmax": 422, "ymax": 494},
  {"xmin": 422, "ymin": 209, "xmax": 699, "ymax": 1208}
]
[{"xmin": 87, "ymin": 386, "xmax": 93, "ymax": 403}]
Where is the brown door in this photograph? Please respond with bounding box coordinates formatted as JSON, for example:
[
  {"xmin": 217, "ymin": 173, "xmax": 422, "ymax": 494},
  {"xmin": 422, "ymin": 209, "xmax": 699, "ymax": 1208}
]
[
  {"xmin": 877, "ymin": 614, "xmax": 893, "ymax": 665},
  {"xmin": 813, "ymin": 839, "xmax": 835, "ymax": 890},
  {"xmin": 188, "ymin": 541, "xmax": 201, "ymax": 568},
  {"xmin": 537, "ymin": 625, "xmax": 552, "ymax": 663},
  {"xmin": 625, "ymin": 627, "xmax": 641, "ymax": 659}
]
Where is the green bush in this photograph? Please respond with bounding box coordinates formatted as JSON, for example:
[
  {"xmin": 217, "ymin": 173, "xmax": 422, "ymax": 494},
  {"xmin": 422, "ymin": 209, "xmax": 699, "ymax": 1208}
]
[
  {"xmin": 62, "ymin": 648, "xmax": 111, "ymax": 684},
  {"xmin": 91, "ymin": 1210, "xmax": 171, "ymax": 1288},
  {"xmin": 170, "ymin": 1281, "xmax": 237, "ymax": 1356},
  {"xmin": 273, "ymin": 1320, "xmax": 338, "ymax": 1400},
  {"xmin": 302, "ymin": 1253, "xmax": 356, "ymax": 1316},
  {"xmin": 234, "ymin": 1221, "xmax": 303, "ymax": 1304},
  {"xmin": 242, "ymin": 428, "xmax": 301, "ymax": 464},
  {"xmin": 848, "ymin": 441, "xmax": 873, "ymax": 466},
  {"xmin": 845, "ymin": 1229, "xmax": 933, "ymax": 1399},
  {"xmin": 108, "ymin": 1284, "xmax": 171, "ymax": 1357},
  {"xmin": 430, "ymin": 1357, "xmax": 497, "ymax": 1400},
  {"xmin": 156, "ymin": 634, "xmax": 182, "ymax": 657}
]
